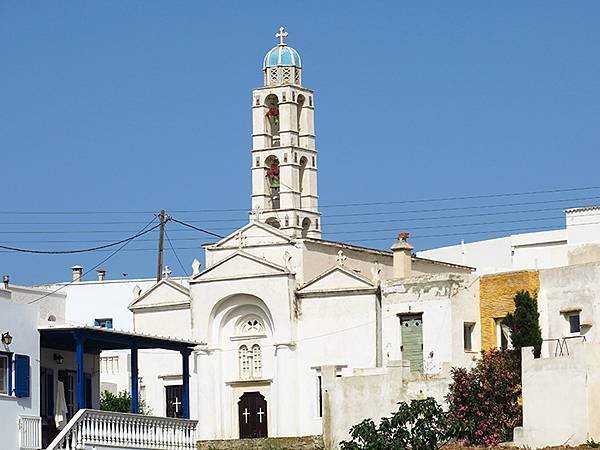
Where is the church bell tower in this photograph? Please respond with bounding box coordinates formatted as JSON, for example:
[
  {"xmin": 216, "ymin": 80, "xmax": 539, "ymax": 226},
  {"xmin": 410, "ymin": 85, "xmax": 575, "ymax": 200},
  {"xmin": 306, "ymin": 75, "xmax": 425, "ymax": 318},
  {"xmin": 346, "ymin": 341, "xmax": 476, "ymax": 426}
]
[{"xmin": 250, "ymin": 27, "xmax": 321, "ymax": 239}]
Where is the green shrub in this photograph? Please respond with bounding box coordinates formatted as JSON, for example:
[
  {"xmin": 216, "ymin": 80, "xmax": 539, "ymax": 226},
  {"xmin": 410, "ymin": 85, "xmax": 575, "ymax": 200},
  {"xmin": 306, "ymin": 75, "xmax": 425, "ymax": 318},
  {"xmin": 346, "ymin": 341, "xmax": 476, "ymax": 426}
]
[
  {"xmin": 340, "ymin": 397, "xmax": 450, "ymax": 450},
  {"xmin": 100, "ymin": 390, "xmax": 150, "ymax": 415},
  {"xmin": 503, "ymin": 290, "xmax": 543, "ymax": 358}
]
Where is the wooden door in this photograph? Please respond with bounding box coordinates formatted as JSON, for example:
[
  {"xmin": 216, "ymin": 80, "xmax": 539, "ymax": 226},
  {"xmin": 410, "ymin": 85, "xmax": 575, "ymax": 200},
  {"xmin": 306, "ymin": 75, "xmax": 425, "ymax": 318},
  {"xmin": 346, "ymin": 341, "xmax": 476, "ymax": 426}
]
[
  {"xmin": 400, "ymin": 314, "xmax": 424, "ymax": 373},
  {"xmin": 238, "ymin": 392, "xmax": 268, "ymax": 439},
  {"xmin": 165, "ymin": 385, "xmax": 184, "ymax": 418}
]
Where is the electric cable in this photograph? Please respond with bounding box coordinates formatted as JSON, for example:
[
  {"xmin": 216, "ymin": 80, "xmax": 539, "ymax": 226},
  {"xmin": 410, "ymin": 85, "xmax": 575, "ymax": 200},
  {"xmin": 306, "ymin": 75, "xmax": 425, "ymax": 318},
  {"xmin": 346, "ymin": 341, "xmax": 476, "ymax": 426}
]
[
  {"xmin": 0, "ymin": 221, "xmax": 164, "ymax": 254},
  {"xmin": 165, "ymin": 228, "xmax": 190, "ymax": 277},
  {"xmin": 2, "ymin": 185, "xmax": 600, "ymax": 215},
  {"xmin": 169, "ymin": 218, "xmax": 225, "ymax": 239},
  {"xmin": 26, "ymin": 217, "xmax": 159, "ymax": 304}
]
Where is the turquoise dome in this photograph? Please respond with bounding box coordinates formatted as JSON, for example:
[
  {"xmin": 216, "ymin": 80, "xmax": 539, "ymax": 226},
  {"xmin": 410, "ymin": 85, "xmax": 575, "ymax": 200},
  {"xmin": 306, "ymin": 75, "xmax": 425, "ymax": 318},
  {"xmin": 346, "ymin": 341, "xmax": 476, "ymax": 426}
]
[{"xmin": 263, "ymin": 45, "xmax": 302, "ymax": 70}]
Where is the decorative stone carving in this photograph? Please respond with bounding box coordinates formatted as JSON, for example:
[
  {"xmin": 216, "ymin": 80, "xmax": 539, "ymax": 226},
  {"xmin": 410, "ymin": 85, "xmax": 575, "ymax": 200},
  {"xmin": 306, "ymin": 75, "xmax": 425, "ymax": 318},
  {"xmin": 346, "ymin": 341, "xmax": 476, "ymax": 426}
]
[{"xmin": 192, "ymin": 259, "xmax": 202, "ymax": 277}]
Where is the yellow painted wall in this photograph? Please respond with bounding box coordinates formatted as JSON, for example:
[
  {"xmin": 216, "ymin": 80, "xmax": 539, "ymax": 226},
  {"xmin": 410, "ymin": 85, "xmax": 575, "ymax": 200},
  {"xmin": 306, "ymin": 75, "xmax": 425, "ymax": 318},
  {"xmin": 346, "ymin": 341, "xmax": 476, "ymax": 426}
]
[{"xmin": 479, "ymin": 271, "xmax": 540, "ymax": 350}]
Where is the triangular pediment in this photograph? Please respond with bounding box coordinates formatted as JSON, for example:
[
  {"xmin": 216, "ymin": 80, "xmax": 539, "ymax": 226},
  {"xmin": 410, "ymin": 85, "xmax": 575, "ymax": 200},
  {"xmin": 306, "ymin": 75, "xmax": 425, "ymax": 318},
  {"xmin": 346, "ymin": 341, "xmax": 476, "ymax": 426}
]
[
  {"xmin": 194, "ymin": 251, "xmax": 288, "ymax": 281},
  {"xmin": 298, "ymin": 266, "xmax": 376, "ymax": 293},
  {"xmin": 129, "ymin": 279, "xmax": 190, "ymax": 310},
  {"xmin": 211, "ymin": 222, "xmax": 293, "ymax": 249}
]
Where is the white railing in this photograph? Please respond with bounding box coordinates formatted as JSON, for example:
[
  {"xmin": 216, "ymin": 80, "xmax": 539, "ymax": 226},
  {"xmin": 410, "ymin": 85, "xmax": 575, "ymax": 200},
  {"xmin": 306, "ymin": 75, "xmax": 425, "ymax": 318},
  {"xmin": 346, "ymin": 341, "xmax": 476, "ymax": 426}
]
[
  {"xmin": 46, "ymin": 409, "xmax": 198, "ymax": 450},
  {"xmin": 18, "ymin": 415, "xmax": 42, "ymax": 449}
]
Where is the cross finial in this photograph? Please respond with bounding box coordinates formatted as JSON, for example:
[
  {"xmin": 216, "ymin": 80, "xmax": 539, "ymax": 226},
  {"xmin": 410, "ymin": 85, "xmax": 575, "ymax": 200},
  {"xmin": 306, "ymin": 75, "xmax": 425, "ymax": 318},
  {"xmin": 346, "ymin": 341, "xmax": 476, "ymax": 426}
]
[
  {"xmin": 336, "ymin": 250, "xmax": 347, "ymax": 266},
  {"xmin": 162, "ymin": 265, "xmax": 172, "ymax": 279},
  {"xmin": 276, "ymin": 26, "xmax": 288, "ymax": 46}
]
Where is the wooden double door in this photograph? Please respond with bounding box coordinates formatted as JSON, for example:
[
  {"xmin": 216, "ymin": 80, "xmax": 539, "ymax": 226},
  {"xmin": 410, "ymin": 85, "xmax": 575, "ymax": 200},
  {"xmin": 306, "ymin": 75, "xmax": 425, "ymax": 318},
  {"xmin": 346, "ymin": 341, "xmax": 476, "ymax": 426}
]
[{"xmin": 238, "ymin": 392, "xmax": 267, "ymax": 439}]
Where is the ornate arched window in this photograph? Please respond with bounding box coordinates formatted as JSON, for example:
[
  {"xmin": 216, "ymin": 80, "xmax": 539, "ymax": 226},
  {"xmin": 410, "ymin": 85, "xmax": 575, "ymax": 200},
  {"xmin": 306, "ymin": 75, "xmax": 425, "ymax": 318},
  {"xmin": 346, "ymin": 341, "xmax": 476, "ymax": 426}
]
[
  {"xmin": 239, "ymin": 343, "xmax": 263, "ymax": 380},
  {"xmin": 252, "ymin": 344, "xmax": 262, "ymax": 379},
  {"xmin": 239, "ymin": 345, "xmax": 250, "ymax": 379}
]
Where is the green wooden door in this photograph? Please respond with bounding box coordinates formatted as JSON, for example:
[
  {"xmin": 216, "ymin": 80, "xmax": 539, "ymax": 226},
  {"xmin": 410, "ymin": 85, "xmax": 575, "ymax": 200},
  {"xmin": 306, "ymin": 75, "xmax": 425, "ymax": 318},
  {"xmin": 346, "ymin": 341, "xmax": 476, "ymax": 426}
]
[{"xmin": 400, "ymin": 315, "xmax": 424, "ymax": 373}]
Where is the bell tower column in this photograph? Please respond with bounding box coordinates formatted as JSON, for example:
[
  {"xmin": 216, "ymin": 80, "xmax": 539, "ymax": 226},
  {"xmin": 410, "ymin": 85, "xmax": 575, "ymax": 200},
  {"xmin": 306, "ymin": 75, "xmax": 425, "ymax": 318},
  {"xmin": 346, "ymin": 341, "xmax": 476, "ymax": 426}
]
[{"xmin": 250, "ymin": 27, "xmax": 321, "ymax": 239}]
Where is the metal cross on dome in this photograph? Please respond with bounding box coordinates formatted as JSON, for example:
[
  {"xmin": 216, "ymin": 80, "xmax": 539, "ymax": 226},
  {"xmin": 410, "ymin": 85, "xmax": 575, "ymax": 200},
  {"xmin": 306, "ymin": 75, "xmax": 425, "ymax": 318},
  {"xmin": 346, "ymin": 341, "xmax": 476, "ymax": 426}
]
[{"xmin": 276, "ymin": 26, "xmax": 288, "ymax": 45}]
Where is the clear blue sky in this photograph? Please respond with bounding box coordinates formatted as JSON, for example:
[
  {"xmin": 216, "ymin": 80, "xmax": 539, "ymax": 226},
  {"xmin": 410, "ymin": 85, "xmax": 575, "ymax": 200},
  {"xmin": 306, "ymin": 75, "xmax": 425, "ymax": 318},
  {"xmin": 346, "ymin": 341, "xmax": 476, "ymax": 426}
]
[{"xmin": 1, "ymin": 2, "xmax": 600, "ymax": 285}]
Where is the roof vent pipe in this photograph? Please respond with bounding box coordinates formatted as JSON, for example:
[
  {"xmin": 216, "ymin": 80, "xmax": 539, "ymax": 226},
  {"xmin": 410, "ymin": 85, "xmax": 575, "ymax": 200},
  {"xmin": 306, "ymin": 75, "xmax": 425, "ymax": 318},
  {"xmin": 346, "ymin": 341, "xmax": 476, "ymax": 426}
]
[
  {"xmin": 2, "ymin": 275, "xmax": 9, "ymax": 289},
  {"xmin": 71, "ymin": 266, "xmax": 83, "ymax": 282},
  {"xmin": 96, "ymin": 269, "xmax": 107, "ymax": 281}
]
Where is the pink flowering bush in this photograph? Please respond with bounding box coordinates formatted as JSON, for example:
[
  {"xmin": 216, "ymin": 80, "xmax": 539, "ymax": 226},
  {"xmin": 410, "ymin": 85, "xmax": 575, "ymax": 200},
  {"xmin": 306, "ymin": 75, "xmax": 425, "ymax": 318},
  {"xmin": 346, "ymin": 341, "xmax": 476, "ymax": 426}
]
[{"xmin": 446, "ymin": 349, "xmax": 522, "ymax": 446}]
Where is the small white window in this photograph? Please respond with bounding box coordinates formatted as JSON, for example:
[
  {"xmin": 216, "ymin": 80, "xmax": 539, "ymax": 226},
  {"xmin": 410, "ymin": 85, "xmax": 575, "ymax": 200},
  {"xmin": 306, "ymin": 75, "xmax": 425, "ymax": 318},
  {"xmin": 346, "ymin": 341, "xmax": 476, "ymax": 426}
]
[
  {"xmin": 567, "ymin": 312, "xmax": 581, "ymax": 335},
  {"xmin": 0, "ymin": 354, "xmax": 9, "ymax": 395}
]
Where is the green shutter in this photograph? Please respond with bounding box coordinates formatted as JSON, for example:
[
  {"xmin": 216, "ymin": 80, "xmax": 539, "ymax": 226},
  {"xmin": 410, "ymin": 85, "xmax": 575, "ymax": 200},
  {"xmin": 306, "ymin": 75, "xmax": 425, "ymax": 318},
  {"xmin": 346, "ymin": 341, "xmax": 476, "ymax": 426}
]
[{"xmin": 400, "ymin": 315, "xmax": 423, "ymax": 373}]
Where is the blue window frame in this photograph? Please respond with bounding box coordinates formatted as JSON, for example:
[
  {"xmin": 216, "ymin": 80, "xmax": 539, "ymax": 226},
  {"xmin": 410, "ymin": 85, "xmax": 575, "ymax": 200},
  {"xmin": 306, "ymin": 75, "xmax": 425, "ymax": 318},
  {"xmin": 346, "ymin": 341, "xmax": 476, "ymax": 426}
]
[{"xmin": 94, "ymin": 318, "xmax": 113, "ymax": 329}]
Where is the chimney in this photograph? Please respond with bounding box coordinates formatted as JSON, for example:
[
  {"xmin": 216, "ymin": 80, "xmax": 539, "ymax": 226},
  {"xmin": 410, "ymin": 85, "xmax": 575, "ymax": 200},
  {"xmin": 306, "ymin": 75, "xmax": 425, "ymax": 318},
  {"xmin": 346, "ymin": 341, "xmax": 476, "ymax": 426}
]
[
  {"xmin": 2, "ymin": 275, "xmax": 9, "ymax": 289},
  {"xmin": 71, "ymin": 265, "xmax": 83, "ymax": 282},
  {"xmin": 391, "ymin": 232, "xmax": 413, "ymax": 278},
  {"xmin": 96, "ymin": 269, "xmax": 107, "ymax": 281}
]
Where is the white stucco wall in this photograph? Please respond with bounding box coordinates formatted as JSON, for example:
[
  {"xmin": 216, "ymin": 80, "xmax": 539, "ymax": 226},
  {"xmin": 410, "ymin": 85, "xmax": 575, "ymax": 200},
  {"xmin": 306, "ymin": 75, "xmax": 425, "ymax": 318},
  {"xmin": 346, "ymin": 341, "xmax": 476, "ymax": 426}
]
[
  {"xmin": 321, "ymin": 363, "xmax": 450, "ymax": 449},
  {"xmin": 514, "ymin": 343, "xmax": 600, "ymax": 448},
  {"xmin": 381, "ymin": 274, "xmax": 480, "ymax": 375},
  {"xmin": 538, "ymin": 262, "xmax": 600, "ymax": 345},
  {"xmin": 297, "ymin": 291, "xmax": 378, "ymax": 436},
  {"xmin": 4, "ymin": 285, "xmax": 66, "ymax": 325},
  {"xmin": 38, "ymin": 277, "xmax": 187, "ymax": 331},
  {"xmin": 0, "ymin": 300, "xmax": 40, "ymax": 450},
  {"xmin": 418, "ymin": 206, "xmax": 600, "ymax": 274}
]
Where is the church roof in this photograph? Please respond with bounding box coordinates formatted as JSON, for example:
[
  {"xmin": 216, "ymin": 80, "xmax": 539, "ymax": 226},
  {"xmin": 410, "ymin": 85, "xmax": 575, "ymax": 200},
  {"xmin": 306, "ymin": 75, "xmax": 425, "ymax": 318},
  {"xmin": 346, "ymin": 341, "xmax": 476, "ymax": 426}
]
[{"xmin": 263, "ymin": 45, "xmax": 302, "ymax": 69}]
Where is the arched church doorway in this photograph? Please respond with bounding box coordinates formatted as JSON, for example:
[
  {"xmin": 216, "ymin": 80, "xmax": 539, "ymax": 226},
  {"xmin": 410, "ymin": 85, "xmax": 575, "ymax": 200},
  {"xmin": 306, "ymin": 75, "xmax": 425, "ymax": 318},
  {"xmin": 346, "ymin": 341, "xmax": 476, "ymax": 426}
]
[{"xmin": 238, "ymin": 392, "xmax": 268, "ymax": 438}]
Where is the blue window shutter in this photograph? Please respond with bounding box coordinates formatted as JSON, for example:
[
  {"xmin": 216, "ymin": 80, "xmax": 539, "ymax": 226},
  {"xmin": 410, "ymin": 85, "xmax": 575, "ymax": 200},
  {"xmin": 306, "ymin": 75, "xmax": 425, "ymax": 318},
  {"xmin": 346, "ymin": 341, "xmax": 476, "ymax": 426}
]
[{"xmin": 14, "ymin": 354, "xmax": 30, "ymax": 398}]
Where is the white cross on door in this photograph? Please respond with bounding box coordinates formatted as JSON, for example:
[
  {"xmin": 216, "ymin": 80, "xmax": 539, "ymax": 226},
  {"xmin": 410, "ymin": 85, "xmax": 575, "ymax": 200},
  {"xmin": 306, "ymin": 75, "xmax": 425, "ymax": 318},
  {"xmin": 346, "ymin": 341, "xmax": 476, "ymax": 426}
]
[
  {"xmin": 257, "ymin": 408, "xmax": 265, "ymax": 423},
  {"xmin": 243, "ymin": 408, "xmax": 250, "ymax": 423},
  {"xmin": 172, "ymin": 397, "xmax": 181, "ymax": 413}
]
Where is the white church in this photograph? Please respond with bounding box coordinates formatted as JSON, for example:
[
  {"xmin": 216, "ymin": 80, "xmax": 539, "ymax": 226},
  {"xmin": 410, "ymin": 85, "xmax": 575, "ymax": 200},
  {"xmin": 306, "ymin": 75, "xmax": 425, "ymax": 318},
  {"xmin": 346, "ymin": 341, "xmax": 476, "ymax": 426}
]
[{"xmin": 124, "ymin": 27, "xmax": 478, "ymax": 441}]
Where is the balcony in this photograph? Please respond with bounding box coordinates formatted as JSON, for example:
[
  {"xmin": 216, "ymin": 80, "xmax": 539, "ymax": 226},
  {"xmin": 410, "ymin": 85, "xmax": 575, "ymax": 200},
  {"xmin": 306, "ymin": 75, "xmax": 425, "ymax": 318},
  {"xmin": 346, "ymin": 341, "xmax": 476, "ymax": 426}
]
[{"xmin": 46, "ymin": 409, "xmax": 198, "ymax": 450}]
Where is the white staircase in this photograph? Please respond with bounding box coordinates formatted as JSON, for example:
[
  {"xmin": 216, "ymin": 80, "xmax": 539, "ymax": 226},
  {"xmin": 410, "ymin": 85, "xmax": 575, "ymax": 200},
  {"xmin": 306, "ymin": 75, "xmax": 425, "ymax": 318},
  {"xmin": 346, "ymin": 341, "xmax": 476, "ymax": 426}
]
[{"xmin": 46, "ymin": 409, "xmax": 198, "ymax": 450}]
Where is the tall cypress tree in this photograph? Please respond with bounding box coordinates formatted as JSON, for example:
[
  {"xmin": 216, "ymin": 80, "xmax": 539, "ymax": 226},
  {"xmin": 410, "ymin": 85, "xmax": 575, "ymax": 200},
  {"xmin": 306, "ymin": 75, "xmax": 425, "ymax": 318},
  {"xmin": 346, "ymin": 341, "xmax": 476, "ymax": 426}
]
[{"xmin": 503, "ymin": 290, "xmax": 543, "ymax": 358}]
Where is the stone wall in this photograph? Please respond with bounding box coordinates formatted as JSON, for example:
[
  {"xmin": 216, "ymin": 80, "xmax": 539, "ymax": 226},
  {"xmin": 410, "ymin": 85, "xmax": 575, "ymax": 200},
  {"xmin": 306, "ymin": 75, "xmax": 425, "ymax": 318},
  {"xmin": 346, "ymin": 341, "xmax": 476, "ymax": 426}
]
[
  {"xmin": 197, "ymin": 435, "xmax": 323, "ymax": 450},
  {"xmin": 321, "ymin": 363, "xmax": 450, "ymax": 449},
  {"xmin": 479, "ymin": 270, "xmax": 540, "ymax": 349}
]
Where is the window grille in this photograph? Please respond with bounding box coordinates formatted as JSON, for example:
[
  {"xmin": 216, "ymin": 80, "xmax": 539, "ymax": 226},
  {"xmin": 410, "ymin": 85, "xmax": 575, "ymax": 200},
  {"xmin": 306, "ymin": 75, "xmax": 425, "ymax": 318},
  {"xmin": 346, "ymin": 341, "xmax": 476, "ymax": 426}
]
[
  {"xmin": 294, "ymin": 69, "xmax": 301, "ymax": 85},
  {"xmin": 282, "ymin": 67, "xmax": 292, "ymax": 83},
  {"xmin": 269, "ymin": 68, "xmax": 278, "ymax": 84},
  {"xmin": 239, "ymin": 345, "xmax": 250, "ymax": 379},
  {"xmin": 252, "ymin": 345, "xmax": 262, "ymax": 378}
]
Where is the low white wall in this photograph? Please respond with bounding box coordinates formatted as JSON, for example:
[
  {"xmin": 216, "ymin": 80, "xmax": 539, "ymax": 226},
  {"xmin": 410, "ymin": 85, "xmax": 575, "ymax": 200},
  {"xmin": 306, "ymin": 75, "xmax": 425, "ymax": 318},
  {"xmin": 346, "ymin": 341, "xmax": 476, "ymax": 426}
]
[
  {"xmin": 514, "ymin": 343, "xmax": 600, "ymax": 448},
  {"xmin": 321, "ymin": 363, "xmax": 450, "ymax": 450}
]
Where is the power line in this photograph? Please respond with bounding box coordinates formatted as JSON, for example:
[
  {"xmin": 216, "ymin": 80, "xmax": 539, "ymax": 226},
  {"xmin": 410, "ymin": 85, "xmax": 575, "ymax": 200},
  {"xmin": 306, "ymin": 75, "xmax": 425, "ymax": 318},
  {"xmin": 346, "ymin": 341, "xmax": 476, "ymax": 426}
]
[
  {"xmin": 170, "ymin": 218, "xmax": 225, "ymax": 239},
  {"xmin": 1, "ymin": 196, "xmax": 597, "ymax": 235},
  {"xmin": 0, "ymin": 214, "xmax": 570, "ymax": 244},
  {"xmin": 26, "ymin": 217, "xmax": 158, "ymax": 304},
  {"xmin": 165, "ymin": 228, "xmax": 189, "ymax": 277},
  {"xmin": 2, "ymin": 185, "xmax": 600, "ymax": 215},
  {"xmin": 0, "ymin": 221, "xmax": 163, "ymax": 254}
]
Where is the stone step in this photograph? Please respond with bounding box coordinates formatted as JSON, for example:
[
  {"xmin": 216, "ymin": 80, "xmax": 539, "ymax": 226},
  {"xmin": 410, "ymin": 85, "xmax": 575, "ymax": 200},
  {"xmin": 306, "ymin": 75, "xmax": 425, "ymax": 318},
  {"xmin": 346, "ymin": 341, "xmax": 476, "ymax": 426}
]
[{"xmin": 197, "ymin": 435, "xmax": 323, "ymax": 450}]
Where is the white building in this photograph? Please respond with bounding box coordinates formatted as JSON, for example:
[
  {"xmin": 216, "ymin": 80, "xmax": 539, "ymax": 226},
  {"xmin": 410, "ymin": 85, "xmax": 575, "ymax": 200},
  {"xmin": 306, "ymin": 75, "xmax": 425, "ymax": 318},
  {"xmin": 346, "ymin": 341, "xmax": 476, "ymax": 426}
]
[
  {"xmin": 19, "ymin": 28, "xmax": 480, "ymax": 446},
  {"xmin": 1, "ymin": 278, "xmax": 199, "ymax": 450},
  {"xmin": 418, "ymin": 206, "xmax": 600, "ymax": 274},
  {"xmin": 125, "ymin": 28, "xmax": 478, "ymax": 442}
]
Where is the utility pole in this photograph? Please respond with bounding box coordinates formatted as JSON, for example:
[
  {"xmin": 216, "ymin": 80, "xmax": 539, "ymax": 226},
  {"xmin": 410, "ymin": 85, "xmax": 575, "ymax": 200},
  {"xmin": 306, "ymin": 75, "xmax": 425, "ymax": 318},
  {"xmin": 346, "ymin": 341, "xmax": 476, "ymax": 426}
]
[{"xmin": 157, "ymin": 210, "xmax": 166, "ymax": 282}]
